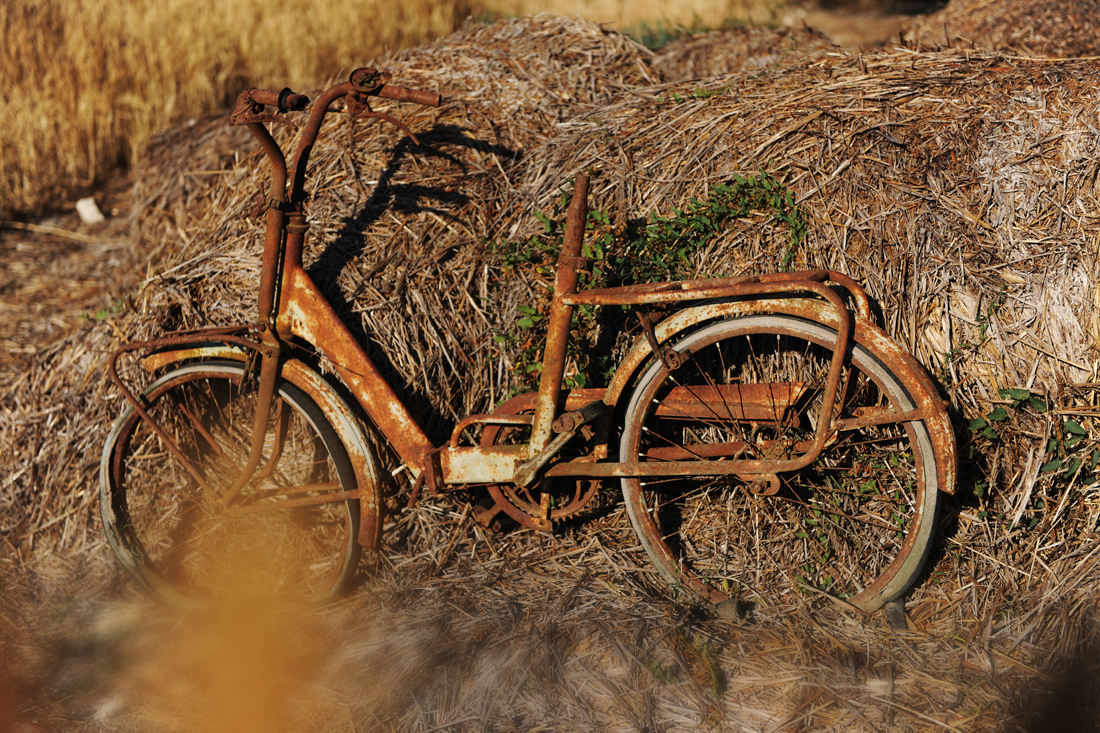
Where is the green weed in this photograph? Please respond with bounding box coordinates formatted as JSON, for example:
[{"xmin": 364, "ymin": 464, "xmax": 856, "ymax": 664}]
[
  {"xmin": 966, "ymin": 387, "xmax": 1097, "ymax": 526},
  {"xmin": 83, "ymin": 298, "xmax": 126, "ymax": 322},
  {"xmin": 492, "ymin": 173, "xmax": 808, "ymax": 392}
]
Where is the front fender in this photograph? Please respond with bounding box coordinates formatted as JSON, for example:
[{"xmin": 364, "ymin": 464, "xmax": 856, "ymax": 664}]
[{"xmin": 136, "ymin": 342, "xmax": 385, "ymax": 548}]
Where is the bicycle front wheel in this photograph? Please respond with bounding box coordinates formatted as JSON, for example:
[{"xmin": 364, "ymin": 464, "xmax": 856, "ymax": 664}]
[
  {"xmin": 619, "ymin": 315, "xmax": 941, "ymax": 612},
  {"xmin": 100, "ymin": 360, "xmax": 361, "ymax": 605}
]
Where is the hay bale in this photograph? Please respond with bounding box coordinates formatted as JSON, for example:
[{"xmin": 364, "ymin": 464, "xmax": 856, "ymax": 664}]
[
  {"xmin": 653, "ymin": 25, "xmax": 839, "ymax": 81},
  {"xmin": 902, "ymin": 0, "xmax": 1100, "ymax": 56},
  {"xmin": 518, "ymin": 49, "xmax": 1100, "ymax": 396}
]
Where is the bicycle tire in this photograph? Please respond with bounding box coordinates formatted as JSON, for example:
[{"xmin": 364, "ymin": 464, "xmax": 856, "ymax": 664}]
[
  {"xmin": 619, "ymin": 315, "xmax": 940, "ymax": 612},
  {"xmin": 100, "ymin": 360, "xmax": 361, "ymax": 605}
]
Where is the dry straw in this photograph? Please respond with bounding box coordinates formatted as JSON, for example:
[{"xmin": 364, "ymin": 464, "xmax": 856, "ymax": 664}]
[
  {"xmin": 653, "ymin": 24, "xmax": 839, "ymax": 79},
  {"xmin": 902, "ymin": 0, "xmax": 1100, "ymax": 57},
  {"xmin": 5, "ymin": 11, "xmax": 1100, "ymax": 729}
]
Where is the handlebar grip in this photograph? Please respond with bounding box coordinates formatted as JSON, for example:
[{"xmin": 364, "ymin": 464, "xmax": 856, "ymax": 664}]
[
  {"xmin": 377, "ymin": 84, "xmax": 441, "ymax": 107},
  {"xmin": 278, "ymin": 88, "xmax": 310, "ymax": 111},
  {"xmin": 245, "ymin": 88, "xmax": 310, "ymax": 111}
]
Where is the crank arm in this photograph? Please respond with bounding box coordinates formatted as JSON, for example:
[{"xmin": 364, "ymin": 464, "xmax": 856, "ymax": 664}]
[
  {"xmin": 514, "ymin": 429, "xmax": 575, "ymax": 488},
  {"xmin": 516, "ymin": 400, "xmax": 607, "ymax": 487}
]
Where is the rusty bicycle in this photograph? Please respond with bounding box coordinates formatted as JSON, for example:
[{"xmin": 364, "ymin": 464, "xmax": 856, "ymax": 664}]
[{"xmin": 100, "ymin": 68, "xmax": 957, "ymax": 613}]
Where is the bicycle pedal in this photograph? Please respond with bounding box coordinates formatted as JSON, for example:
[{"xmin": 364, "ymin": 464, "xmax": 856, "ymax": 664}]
[{"xmin": 472, "ymin": 505, "xmax": 503, "ymax": 532}]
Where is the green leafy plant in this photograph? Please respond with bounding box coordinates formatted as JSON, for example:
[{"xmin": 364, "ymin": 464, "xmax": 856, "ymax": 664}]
[
  {"xmin": 966, "ymin": 387, "xmax": 1099, "ymax": 526},
  {"xmin": 968, "ymin": 388, "xmax": 1047, "ymax": 444},
  {"xmin": 493, "ymin": 173, "xmax": 809, "ymax": 393},
  {"xmin": 655, "ymin": 86, "xmax": 732, "ymax": 106},
  {"xmin": 83, "ymin": 298, "xmax": 126, "ymax": 322}
]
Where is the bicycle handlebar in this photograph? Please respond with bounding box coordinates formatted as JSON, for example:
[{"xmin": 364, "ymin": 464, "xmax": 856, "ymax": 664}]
[
  {"xmin": 231, "ymin": 67, "xmax": 441, "ymax": 209},
  {"xmin": 232, "ymin": 67, "xmax": 439, "ymax": 128},
  {"xmin": 376, "ymin": 83, "xmax": 440, "ymax": 107}
]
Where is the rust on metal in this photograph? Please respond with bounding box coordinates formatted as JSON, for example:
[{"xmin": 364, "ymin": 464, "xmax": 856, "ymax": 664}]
[
  {"xmin": 449, "ymin": 413, "xmax": 532, "ymax": 448},
  {"xmin": 465, "ymin": 394, "xmax": 604, "ymax": 531},
  {"xmin": 600, "ymin": 293, "xmax": 956, "ymax": 495},
  {"xmin": 105, "ymin": 328, "xmax": 263, "ymax": 495},
  {"xmin": 641, "ymin": 441, "xmax": 750, "ymax": 461},
  {"xmin": 277, "ymin": 259, "xmax": 436, "ymax": 475},
  {"xmin": 653, "ymin": 382, "xmax": 805, "ymax": 422},
  {"xmin": 550, "ymin": 399, "xmax": 606, "ymax": 434},
  {"xmin": 746, "ymin": 474, "xmax": 781, "ymax": 496},
  {"xmin": 529, "ymin": 173, "xmax": 590, "ymax": 451},
  {"xmin": 440, "ymin": 444, "xmax": 528, "ymax": 484},
  {"xmin": 637, "ymin": 311, "xmax": 685, "ymax": 371},
  {"xmin": 279, "ymin": 358, "xmax": 384, "ymax": 548}
]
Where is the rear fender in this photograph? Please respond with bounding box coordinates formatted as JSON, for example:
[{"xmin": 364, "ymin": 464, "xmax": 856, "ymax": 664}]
[{"xmin": 603, "ymin": 298, "xmax": 957, "ymax": 494}]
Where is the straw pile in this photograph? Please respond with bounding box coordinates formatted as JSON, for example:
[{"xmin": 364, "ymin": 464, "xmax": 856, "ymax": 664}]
[
  {"xmin": 118, "ymin": 15, "xmax": 659, "ymax": 436},
  {"xmin": 6, "ymin": 12, "xmax": 1100, "ymax": 730},
  {"xmin": 901, "ymin": 0, "xmax": 1100, "ymax": 56},
  {"xmin": 526, "ymin": 50, "xmax": 1100, "ymax": 390},
  {"xmin": 654, "ymin": 25, "xmax": 838, "ymax": 80}
]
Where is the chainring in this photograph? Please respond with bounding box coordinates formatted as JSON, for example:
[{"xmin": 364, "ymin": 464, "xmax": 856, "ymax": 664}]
[{"xmin": 474, "ymin": 395, "xmax": 601, "ymax": 533}]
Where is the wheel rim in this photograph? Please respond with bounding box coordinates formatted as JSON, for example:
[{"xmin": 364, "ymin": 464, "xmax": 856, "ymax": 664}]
[{"xmin": 620, "ymin": 316, "xmax": 939, "ymax": 612}]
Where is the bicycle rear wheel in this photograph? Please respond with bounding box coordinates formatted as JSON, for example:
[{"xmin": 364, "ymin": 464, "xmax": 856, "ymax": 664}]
[
  {"xmin": 100, "ymin": 360, "xmax": 361, "ymax": 605},
  {"xmin": 619, "ymin": 315, "xmax": 940, "ymax": 612}
]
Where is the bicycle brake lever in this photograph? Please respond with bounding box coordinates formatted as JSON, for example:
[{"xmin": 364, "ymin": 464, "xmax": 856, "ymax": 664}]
[
  {"xmin": 230, "ymin": 108, "xmax": 300, "ymax": 128},
  {"xmin": 346, "ymin": 92, "xmax": 421, "ymax": 145},
  {"xmin": 229, "ymin": 89, "xmax": 301, "ymax": 128}
]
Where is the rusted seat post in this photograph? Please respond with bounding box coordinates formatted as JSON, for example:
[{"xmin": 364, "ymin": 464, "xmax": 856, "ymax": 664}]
[{"xmin": 530, "ymin": 174, "xmax": 590, "ymax": 450}]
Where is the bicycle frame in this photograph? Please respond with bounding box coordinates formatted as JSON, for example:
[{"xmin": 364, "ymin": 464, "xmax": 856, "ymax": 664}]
[
  {"xmin": 101, "ymin": 67, "xmax": 962, "ymax": 614},
  {"xmin": 271, "ymin": 164, "xmax": 947, "ymax": 488},
  {"xmin": 108, "ymin": 68, "xmax": 956, "ymax": 541}
]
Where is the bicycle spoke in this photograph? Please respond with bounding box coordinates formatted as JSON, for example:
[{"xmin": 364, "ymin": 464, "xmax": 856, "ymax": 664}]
[{"xmin": 621, "ymin": 315, "xmax": 938, "ymax": 610}]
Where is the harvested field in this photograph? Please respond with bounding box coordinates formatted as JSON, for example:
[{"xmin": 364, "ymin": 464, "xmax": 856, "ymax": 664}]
[{"xmin": 4, "ymin": 11, "xmax": 1100, "ymax": 731}]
